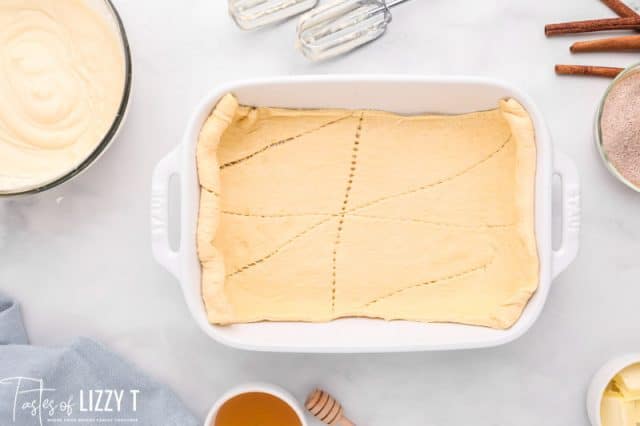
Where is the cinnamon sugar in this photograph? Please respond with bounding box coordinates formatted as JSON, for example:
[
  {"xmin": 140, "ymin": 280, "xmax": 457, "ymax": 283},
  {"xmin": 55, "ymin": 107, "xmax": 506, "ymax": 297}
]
[{"xmin": 601, "ymin": 70, "xmax": 640, "ymax": 188}]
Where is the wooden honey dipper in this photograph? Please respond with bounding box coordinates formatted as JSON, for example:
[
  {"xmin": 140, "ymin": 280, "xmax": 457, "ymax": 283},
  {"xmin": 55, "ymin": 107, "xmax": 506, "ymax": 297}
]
[{"xmin": 305, "ymin": 389, "xmax": 355, "ymax": 426}]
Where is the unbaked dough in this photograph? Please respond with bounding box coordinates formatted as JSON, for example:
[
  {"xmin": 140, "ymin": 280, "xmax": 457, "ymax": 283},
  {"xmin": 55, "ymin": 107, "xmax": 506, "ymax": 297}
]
[{"xmin": 197, "ymin": 94, "xmax": 539, "ymax": 329}]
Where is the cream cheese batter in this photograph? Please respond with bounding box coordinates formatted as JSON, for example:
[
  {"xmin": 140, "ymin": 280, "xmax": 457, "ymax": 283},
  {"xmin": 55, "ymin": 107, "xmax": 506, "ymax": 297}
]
[{"xmin": 0, "ymin": 0, "xmax": 125, "ymax": 192}]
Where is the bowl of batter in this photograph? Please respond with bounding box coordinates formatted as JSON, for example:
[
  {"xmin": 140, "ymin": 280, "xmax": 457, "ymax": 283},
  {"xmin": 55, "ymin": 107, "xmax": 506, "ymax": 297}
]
[{"xmin": 0, "ymin": 0, "xmax": 132, "ymax": 196}]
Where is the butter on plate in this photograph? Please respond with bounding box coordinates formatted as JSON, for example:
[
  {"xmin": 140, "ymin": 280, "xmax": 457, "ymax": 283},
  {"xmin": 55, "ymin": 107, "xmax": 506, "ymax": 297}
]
[
  {"xmin": 602, "ymin": 364, "xmax": 640, "ymax": 426},
  {"xmin": 615, "ymin": 364, "xmax": 640, "ymax": 401}
]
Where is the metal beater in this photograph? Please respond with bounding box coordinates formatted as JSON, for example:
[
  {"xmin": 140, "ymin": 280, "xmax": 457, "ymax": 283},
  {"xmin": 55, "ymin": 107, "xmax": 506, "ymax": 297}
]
[
  {"xmin": 297, "ymin": 0, "xmax": 411, "ymax": 61},
  {"xmin": 229, "ymin": 0, "xmax": 319, "ymax": 30}
]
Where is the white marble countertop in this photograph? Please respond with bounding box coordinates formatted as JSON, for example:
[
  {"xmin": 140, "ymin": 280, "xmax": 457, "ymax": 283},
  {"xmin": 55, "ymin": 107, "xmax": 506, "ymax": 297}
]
[{"xmin": 2, "ymin": 1, "xmax": 640, "ymax": 425}]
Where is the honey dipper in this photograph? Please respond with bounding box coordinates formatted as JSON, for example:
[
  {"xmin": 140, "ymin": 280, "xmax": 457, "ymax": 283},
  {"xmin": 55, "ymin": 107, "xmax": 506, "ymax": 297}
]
[{"xmin": 305, "ymin": 389, "xmax": 355, "ymax": 426}]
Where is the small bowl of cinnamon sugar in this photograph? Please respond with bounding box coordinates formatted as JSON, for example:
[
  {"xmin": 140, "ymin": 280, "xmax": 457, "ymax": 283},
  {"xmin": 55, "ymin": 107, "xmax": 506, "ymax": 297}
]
[{"xmin": 596, "ymin": 62, "xmax": 640, "ymax": 192}]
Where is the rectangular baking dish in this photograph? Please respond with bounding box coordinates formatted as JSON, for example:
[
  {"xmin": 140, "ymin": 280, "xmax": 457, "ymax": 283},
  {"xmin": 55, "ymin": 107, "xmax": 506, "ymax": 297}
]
[{"xmin": 151, "ymin": 75, "xmax": 580, "ymax": 353}]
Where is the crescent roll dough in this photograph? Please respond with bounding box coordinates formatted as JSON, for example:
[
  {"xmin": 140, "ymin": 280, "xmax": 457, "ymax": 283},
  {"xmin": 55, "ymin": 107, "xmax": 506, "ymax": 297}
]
[{"xmin": 196, "ymin": 94, "xmax": 539, "ymax": 329}]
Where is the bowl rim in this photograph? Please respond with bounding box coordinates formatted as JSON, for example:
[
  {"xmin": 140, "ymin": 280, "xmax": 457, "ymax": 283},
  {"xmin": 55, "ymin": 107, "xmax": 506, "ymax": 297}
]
[{"xmin": 0, "ymin": 0, "xmax": 133, "ymax": 197}]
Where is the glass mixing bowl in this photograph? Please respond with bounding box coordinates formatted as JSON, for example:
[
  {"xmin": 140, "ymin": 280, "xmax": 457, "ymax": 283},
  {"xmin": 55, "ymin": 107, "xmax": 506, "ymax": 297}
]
[
  {"xmin": 0, "ymin": 0, "xmax": 133, "ymax": 197},
  {"xmin": 595, "ymin": 62, "xmax": 640, "ymax": 193}
]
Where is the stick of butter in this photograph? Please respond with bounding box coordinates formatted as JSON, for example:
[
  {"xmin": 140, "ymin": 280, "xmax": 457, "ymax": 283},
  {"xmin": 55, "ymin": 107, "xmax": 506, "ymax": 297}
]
[
  {"xmin": 601, "ymin": 364, "xmax": 640, "ymax": 426},
  {"xmin": 601, "ymin": 392, "xmax": 636, "ymax": 426}
]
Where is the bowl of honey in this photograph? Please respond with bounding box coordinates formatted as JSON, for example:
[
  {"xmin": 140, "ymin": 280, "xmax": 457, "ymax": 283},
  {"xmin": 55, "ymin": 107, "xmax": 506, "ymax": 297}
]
[{"xmin": 205, "ymin": 383, "xmax": 307, "ymax": 426}]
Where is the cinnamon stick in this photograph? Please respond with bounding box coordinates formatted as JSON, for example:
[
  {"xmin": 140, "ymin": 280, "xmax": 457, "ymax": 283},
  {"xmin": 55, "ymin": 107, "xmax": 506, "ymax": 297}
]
[
  {"xmin": 571, "ymin": 34, "xmax": 640, "ymax": 52},
  {"xmin": 555, "ymin": 64, "xmax": 624, "ymax": 78},
  {"xmin": 545, "ymin": 16, "xmax": 640, "ymax": 36},
  {"xmin": 602, "ymin": 0, "xmax": 638, "ymax": 17}
]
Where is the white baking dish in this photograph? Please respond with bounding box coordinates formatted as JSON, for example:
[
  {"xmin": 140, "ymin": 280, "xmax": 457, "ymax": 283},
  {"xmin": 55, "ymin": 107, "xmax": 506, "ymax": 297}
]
[{"xmin": 151, "ymin": 75, "xmax": 580, "ymax": 353}]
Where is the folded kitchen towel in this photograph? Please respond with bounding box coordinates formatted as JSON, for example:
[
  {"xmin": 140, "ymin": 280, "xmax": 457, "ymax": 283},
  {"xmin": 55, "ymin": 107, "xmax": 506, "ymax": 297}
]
[{"xmin": 0, "ymin": 294, "xmax": 199, "ymax": 426}]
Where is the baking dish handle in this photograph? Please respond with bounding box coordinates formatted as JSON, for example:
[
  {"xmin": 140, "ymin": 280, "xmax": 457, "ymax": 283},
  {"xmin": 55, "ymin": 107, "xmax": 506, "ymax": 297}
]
[
  {"xmin": 552, "ymin": 151, "xmax": 581, "ymax": 279},
  {"xmin": 151, "ymin": 146, "xmax": 182, "ymax": 280}
]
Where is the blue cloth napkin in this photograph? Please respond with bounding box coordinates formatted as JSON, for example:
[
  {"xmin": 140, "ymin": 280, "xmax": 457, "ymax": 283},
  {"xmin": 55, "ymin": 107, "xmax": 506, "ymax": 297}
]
[{"xmin": 0, "ymin": 295, "xmax": 199, "ymax": 426}]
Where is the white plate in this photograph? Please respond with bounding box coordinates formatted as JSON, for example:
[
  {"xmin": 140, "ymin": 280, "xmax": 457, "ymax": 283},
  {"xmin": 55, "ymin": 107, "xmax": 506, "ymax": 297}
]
[{"xmin": 151, "ymin": 75, "xmax": 580, "ymax": 353}]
